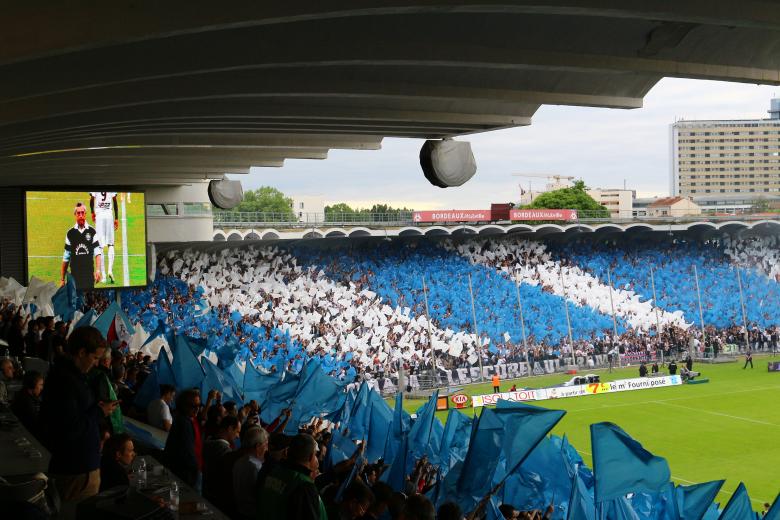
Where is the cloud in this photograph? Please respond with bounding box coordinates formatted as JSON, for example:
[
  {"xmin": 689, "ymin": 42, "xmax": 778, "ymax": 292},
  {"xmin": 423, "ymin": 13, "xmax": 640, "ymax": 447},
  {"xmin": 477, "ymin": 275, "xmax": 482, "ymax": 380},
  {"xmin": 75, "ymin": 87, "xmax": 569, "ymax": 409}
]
[{"xmin": 239, "ymin": 78, "xmax": 778, "ymax": 208}]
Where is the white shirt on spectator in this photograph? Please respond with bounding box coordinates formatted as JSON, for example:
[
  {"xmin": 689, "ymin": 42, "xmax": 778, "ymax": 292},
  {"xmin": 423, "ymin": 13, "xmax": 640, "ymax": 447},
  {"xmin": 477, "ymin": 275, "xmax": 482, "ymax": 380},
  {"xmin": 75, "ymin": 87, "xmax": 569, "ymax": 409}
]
[
  {"xmin": 147, "ymin": 398, "xmax": 172, "ymax": 430},
  {"xmin": 233, "ymin": 455, "xmax": 263, "ymax": 517}
]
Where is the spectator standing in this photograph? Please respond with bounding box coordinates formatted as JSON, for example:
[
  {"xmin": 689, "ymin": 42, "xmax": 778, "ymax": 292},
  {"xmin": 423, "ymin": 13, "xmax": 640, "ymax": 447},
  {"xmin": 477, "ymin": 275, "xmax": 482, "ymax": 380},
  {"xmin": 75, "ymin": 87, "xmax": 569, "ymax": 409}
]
[
  {"xmin": 202, "ymin": 415, "xmax": 241, "ymax": 502},
  {"xmin": 39, "ymin": 326, "xmax": 118, "ymax": 511},
  {"xmin": 147, "ymin": 384, "xmax": 175, "ymax": 431},
  {"xmin": 88, "ymin": 346, "xmax": 124, "ymax": 434},
  {"xmin": 257, "ymin": 433, "xmax": 327, "ymax": 520},
  {"xmin": 232, "ymin": 426, "xmax": 269, "ymax": 519},
  {"xmin": 164, "ymin": 389, "xmax": 203, "ymax": 487}
]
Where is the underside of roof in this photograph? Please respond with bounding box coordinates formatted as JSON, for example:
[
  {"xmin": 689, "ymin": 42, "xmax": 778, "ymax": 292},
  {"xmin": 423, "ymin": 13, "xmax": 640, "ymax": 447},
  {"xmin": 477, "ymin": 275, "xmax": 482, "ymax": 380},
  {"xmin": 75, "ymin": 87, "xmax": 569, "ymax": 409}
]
[{"xmin": 2, "ymin": 1, "xmax": 780, "ymax": 186}]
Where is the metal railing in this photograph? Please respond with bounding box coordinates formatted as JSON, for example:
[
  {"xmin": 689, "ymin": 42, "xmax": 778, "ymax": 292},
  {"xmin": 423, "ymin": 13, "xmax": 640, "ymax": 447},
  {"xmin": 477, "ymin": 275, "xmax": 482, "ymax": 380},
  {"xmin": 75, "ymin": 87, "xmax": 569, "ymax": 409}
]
[{"xmin": 214, "ymin": 210, "xmax": 780, "ymax": 229}]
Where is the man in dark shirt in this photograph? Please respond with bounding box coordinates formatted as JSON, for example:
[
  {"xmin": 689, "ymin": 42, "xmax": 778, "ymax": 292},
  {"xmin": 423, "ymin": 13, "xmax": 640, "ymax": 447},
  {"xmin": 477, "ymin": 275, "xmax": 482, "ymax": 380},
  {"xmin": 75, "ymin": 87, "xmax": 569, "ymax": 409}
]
[
  {"xmin": 60, "ymin": 202, "xmax": 103, "ymax": 290},
  {"xmin": 257, "ymin": 433, "xmax": 327, "ymax": 520},
  {"xmin": 39, "ymin": 326, "xmax": 118, "ymax": 511}
]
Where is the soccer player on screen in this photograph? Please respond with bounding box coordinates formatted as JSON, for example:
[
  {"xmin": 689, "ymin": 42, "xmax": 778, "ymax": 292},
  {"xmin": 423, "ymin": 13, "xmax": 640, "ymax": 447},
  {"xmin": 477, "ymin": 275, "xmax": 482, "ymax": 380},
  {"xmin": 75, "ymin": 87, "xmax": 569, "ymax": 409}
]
[
  {"xmin": 61, "ymin": 203, "xmax": 103, "ymax": 289},
  {"xmin": 89, "ymin": 191, "xmax": 119, "ymax": 284}
]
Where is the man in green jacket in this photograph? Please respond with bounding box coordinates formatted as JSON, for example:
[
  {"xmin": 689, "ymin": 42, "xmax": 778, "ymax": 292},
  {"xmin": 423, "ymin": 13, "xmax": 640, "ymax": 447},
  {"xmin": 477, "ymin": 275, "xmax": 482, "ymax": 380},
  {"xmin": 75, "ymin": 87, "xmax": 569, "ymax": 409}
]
[{"xmin": 257, "ymin": 433, "xmax": 327, "ymax": 520}]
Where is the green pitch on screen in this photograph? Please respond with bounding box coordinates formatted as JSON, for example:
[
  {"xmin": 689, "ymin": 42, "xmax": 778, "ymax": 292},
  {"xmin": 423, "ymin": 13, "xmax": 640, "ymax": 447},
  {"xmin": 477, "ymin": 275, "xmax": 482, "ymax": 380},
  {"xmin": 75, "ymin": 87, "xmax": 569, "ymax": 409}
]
[
  {"xmin": 394, "ymin": 358, "xmax": 780, "ymax": 505},
  {"xmin": 26, "ymin": 191, "xmax": 147, "ymax": 288}
]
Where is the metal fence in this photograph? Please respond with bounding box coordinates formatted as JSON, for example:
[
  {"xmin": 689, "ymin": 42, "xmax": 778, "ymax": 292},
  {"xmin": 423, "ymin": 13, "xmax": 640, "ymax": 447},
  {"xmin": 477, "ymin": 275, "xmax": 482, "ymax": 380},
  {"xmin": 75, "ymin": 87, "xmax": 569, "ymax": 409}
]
[{"xmin": 214, "ymin": 210, "xmax": 780, "ymax": 228}]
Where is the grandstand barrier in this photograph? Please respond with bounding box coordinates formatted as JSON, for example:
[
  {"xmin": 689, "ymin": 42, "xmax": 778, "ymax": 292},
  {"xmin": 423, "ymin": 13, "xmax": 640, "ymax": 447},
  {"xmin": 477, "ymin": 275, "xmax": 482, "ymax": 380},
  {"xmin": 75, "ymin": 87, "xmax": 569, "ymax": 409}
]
[{"xmin": 471, "ymin": 374, "xmax": 683, "ymax": 407}]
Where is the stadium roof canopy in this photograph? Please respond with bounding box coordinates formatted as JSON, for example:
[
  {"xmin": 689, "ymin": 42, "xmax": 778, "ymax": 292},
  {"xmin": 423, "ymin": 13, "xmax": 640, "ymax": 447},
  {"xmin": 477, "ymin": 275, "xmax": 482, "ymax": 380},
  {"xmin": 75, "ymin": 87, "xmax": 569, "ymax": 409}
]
[{"xmin": 2, "ymin": 1, "xmax": 780, "ymax": 186}]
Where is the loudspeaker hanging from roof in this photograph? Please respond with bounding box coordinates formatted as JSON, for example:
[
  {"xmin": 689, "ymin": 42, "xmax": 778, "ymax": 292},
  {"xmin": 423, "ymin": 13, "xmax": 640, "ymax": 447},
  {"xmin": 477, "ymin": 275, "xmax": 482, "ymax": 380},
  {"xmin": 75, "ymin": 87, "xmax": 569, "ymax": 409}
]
[
  {"xmin": 419, "ymin": 139, "xmax": 477, "ymax": 188},
  {"xmin": 208, "ymin": 179, "xmax": 244, "ymax": 209}
]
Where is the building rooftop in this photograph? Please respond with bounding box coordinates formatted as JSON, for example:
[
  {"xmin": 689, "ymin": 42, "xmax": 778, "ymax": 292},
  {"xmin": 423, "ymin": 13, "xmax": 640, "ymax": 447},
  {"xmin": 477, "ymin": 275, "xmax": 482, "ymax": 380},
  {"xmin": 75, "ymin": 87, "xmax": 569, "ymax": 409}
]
[{"xmin": 648, "ymin": 196, "xmax": 686, "ymax": 208}]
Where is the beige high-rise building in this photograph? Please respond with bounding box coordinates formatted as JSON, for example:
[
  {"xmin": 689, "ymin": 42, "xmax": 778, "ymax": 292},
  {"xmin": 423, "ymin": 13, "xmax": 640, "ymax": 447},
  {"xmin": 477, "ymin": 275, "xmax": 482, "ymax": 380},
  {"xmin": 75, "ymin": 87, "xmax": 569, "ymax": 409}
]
[{"xmin": 670, "ymin": 99, "xmax": 780, "ymax": 213}]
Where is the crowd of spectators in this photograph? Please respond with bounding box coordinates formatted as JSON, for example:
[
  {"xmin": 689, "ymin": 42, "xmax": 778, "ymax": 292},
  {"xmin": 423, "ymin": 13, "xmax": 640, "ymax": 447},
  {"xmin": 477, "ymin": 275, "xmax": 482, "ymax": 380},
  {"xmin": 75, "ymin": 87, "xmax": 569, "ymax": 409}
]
[
  {"xmin": 111, "ymin": 236, "xmax": 780, "ymax": 385},
  {"xmin": 1, "ymin": 302, "xmax": 562, "ymax": 519}
]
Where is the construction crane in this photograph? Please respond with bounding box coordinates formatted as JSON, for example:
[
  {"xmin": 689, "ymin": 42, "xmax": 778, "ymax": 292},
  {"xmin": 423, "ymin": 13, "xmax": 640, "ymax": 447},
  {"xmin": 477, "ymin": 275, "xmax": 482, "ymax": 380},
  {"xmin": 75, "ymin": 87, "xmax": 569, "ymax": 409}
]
[
  {"xmin": 510, "ymin": 173, "xmax": 577, "ymax": 201},
  {"xmin": 511, "ymin": 173, "xmax": 576, "ymax": 184}
]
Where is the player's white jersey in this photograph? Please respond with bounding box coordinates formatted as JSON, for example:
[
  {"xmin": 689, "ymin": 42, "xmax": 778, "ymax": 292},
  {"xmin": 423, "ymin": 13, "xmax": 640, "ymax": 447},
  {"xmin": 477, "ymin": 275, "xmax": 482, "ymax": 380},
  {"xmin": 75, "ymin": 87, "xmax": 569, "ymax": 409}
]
[{"xmin": 90, "ymin": 192, "xmax": 117, "ymax": 217}]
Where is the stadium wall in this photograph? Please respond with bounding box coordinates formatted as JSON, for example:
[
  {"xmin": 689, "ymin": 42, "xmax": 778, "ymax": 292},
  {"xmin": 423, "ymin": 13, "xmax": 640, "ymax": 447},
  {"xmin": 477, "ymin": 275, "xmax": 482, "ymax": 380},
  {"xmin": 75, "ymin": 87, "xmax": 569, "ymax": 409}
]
[
  {"xmin": 146, "ymin": 183, "xmax": 214, "ymax": 242},
  {"xmin": 0, "ymin": 187, "xmax": 25, "ymax": 282}
]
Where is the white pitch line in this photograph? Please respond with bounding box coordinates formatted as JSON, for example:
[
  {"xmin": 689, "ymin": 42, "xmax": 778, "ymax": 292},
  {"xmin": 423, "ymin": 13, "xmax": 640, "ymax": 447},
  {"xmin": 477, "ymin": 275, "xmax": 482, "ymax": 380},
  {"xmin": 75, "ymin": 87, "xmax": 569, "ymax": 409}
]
[
  {"xmin": 121, "ymin": 194, "xmax": 129, "ymax": 286},
  {"xmin": 655, "ymin": 401, "xmax": 780, "ymax": 427}
]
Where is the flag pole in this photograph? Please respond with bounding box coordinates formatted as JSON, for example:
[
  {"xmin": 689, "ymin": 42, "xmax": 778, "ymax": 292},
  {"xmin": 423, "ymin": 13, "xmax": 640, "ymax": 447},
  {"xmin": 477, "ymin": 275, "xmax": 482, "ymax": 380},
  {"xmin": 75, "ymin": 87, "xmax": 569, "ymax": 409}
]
[
  {"xmin": 559, "ymin": 266, "xmax": 576, "ymax": 367},
  {"xmin": 514, "ymin": 281, "xmax": 529, "ymax": 352},
  {"xmin": 649, "ymin": 267, "xmax": 663, "ymax": 365},
  {"xmin": 606, "ymin": 267, "xmax": 621, "ymax": 368},
  {"xmin": 692, "ymin": 264, "xmax": 705, "ymax": 360},
  {"xmin": 736, "ymin": 268, "xmax": 750, "ymax": 353},
  {"xmin": 422, "ymin": 276, "xmax": 437, "ymax": 388},
  {"xmin": 467, "ymin": 273, "xmax": 484, "ymax": 382}
]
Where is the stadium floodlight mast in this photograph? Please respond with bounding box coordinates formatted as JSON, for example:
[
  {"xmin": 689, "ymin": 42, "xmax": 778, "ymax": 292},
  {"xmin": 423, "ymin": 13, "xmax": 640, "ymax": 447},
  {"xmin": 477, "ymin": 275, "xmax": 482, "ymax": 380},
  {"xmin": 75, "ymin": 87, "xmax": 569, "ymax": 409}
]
[{"xmin": 466, "ymin": 273, "xmax": 484, "ymax": 382}]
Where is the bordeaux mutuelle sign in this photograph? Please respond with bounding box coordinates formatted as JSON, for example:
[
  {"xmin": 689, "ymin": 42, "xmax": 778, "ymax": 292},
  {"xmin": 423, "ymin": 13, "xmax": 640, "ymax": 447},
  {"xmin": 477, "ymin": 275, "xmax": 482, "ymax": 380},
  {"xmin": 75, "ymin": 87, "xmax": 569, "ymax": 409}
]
[
  {"xmin": 471, "ymin": 375, "xmax": 683, "ymax": 408},
  {"xmin": 509, "ymin": 209, "xmax": 578, "ymax": 221},
  {"xmin": 411, "ymin": 209, "xmax": 579, "ymax": 222}
]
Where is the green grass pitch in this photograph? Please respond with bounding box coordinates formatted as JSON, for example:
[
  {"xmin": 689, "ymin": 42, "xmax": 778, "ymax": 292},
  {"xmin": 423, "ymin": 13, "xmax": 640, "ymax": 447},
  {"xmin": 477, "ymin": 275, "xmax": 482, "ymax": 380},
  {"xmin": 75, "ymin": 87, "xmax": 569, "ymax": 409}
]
[
  {"xmin": 25, "ymin": 191, "xmax": 147, "ymax": 288},
  {"xmin": 396, "ymin": 356, "xmax": 780, "ymax": 505}
]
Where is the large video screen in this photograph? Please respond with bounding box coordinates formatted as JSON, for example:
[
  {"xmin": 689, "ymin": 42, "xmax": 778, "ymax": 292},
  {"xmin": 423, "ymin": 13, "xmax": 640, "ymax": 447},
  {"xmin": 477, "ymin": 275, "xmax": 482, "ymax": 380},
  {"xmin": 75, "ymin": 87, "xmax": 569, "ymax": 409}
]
[{"xmin": 26, "ymin": 191, "xmax": 147, "ymax": 290}]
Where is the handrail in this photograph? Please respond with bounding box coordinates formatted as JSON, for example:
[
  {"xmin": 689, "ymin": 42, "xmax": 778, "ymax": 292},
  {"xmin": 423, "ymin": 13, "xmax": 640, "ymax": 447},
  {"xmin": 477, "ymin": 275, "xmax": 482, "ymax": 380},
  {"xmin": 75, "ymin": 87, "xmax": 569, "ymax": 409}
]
[{"xmin": 213, "ymin": 210, "xmax": 780, "ymax": 229}]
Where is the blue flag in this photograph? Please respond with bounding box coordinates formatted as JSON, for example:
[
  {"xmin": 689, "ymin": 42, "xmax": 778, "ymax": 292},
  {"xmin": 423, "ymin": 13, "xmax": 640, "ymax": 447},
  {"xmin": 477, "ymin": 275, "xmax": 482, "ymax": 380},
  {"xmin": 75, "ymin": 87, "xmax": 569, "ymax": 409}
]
[
  {"xmin": 52, "ymin": 276, "xmax": 80, "ymax": 321},
  {"xmin": 365, "ymin": 390, "xmax": 392, "ymax": 463},
  {"xmin": 141, "ymin": 319, "xmax": 174, "ymax": 350},
  {"xmin": 347, "ymin": 382, "xmax": 372, "ymax": 440},
  {"xmin": 718, "ymin": 482, "xmax": 756, "ymax": 520},
  {"xmin": 502, "ymin": 436, "xmax": 572, "ymax": 515},
  {"xmin": 73, "ymin": 309, "xmax": 96, "ymax": 330},
  {"xmin": 133, "ymin": 364, "xmax": 160, "ymax": 410},
  {"xmin": 285, "ymin": 360, "xmax": 347, "ymax": 433},
  {"xmin": 678, "ymin": 480, "xmax": 724, "ymax": 520},
  {"xmin": 408, "ymin": 390, "xmax": 439, "ymax": 460},
  {"xmin": 567, "ymin": 469, "xmax": 596, "ymax": 520},
  {"xmin": 598, "ymin": 497, "xmax": 640, "ymax": 520},
  {"xmin": 242, "ymin": 362, "xmax": 281, "ymax": 404},
  {"xmin": 93, "ymin": 301, "xmax": 135, "ymax": 338},
  {"xmin": 384, "ymin": 391, "xmax": 409, "ymax": 464},
  {"xmin": 437, "ymin": 409, "xmax": 473, "ymax": 470},
  {"xmin": 259, "ymin": 371, "xmax": 300, "ymax": 424},
  {"xmin": 448, "ymin": 402, "xmax": 565, "ymax": 513},
  {"xmin": 171, "ymin": 335, "xmax": 205, "ymax": 390},
  {"xmin": 590, "ymin": 422, "xmax": 670, "ymax": 503},
  {"xmin": 156, "ymin": 347, "xmax": 177, "ymax": 387},
  {"xmin": 381, "ymin": 433, "xmax": 409, "ymax": 492}
]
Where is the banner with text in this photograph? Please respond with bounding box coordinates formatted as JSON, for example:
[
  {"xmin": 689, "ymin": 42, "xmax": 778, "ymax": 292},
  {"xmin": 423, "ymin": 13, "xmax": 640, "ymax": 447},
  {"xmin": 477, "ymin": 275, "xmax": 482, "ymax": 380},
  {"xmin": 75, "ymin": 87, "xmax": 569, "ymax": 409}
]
[
  {"xmin": 509, "ymin": 209, "xmax": 578, "ymax": 221},
  {"xmin": 471, "ymin": 375, "xmax": 682, "ymax": 407},
  {"xmin": 413, "ymin": 210, "xmax": 491, "ymax": 223}
]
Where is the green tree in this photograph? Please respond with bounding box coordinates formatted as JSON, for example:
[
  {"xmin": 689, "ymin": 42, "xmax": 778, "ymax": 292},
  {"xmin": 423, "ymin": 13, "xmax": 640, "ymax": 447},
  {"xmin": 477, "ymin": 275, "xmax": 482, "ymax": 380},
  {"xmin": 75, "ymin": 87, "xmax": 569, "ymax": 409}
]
[
  {"xmin": 325, "ymin": 203, "xmax": 356, "ymax": 214},
  {"xmin": 524, "ymin": 180, "xmax": 609, "ymax": 218},
  {"xmin": 229, "ymin": 186, "xmax": 295, "ymax": 220}
]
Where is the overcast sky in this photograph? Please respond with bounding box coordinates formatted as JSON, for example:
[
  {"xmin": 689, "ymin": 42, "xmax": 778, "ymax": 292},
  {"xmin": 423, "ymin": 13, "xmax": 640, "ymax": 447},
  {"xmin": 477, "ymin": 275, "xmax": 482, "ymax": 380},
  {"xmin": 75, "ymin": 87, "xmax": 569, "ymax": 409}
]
[{"xmin": 239, "ymin": 78, "xmax": 779, "ymax": 210}]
